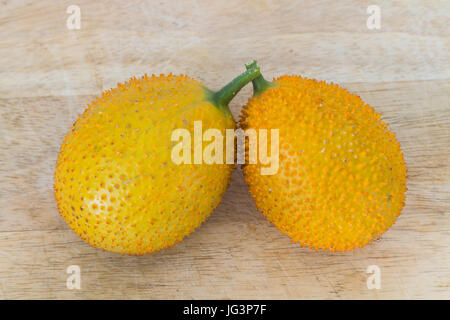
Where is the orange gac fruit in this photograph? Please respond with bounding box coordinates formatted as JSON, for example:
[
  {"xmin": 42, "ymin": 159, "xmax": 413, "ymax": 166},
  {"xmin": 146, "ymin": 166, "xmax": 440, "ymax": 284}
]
[{"xmin": 240, "ymin": 61, "xmax": 407, "ymax": 252}]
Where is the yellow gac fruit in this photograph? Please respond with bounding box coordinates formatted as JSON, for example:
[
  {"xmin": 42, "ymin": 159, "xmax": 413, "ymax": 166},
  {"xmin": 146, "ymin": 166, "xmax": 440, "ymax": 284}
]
[
  {"xmin": 240, "ymin": 61, "xmax": 407, "ymax": 252},
  {"xmin": 54, "ymin": 62, "xmax": 261, "ymax": 255}
]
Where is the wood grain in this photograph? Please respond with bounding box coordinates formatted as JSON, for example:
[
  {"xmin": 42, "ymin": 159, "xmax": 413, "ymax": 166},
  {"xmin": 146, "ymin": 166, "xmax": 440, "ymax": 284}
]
[{"xmin": 0, "ymin": 0, "xmax": 449, "ymax": 299}]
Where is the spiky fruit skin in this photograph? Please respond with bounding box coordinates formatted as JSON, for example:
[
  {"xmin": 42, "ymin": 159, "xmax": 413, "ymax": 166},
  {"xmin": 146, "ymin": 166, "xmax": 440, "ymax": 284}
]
[
  {"xmin": 240, "ymin": 75, "xmax": 407, "ymax": 252},
  {"xmin": 54, "ymin": 75, "xmax": 235, "ymax": 255}
]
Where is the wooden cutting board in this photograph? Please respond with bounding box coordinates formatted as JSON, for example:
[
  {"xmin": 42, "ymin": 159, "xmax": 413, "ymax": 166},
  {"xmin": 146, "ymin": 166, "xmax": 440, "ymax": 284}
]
[{"xmin": 0, "ymin": 0, "xmax": 449, "ymax": 299}]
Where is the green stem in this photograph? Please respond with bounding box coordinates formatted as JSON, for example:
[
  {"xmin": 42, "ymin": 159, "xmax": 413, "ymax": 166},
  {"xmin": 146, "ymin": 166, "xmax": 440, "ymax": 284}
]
[
  {"xmin": 206, "ymin": 60, "xmax": 261, "ymax": 113},
  {"xmin": 245, "ymin": 61, "xmax": 276, "ymax": 96}
]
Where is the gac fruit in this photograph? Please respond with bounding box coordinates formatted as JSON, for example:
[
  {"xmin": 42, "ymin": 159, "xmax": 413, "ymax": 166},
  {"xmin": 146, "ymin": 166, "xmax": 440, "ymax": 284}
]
[
  {"xmin": 240, "ymin": 61, "xmax": 407, "ymax": 252},
  {"xmin": 54, "ymin": 63, "xmax": 261, "ymax": 255}
]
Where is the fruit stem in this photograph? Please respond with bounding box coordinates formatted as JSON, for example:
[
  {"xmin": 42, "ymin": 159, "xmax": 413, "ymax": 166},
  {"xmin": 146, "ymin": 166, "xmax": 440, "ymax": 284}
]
[
  {"xmin": 208, "ymin": 60, "xmax": 261, "ymax": 112},
  {"xmin": 245, "ymin": 61, "xmax": 276, "ymax": 96}
]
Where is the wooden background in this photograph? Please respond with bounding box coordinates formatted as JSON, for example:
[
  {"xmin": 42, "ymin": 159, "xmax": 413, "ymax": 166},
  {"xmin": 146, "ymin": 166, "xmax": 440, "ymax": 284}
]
[{"xmin": 0, "ymin": 0, "xmax": 449, "ymax": 299}]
